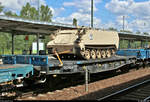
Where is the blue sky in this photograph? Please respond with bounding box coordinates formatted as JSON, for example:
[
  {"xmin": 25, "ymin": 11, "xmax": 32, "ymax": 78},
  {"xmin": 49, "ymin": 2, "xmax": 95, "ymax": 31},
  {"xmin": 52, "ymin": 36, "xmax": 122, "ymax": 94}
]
[{"xmin": 1, "ymin": 0, "xmax": 150, "ymax": 34}]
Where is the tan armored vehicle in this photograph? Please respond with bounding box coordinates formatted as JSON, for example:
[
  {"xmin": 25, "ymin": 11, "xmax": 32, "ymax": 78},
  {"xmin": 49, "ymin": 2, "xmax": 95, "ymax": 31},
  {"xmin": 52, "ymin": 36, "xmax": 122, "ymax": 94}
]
[{"xmin": 47, "ymin": 28, "xmax": 119, "ymax": 60}]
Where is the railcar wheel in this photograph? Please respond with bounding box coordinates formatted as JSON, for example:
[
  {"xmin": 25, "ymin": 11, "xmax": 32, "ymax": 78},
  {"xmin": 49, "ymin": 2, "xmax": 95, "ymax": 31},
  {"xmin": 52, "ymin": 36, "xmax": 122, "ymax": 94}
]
[
  {"xmin": 101, "ymin": 50, "xmax": 106, "ymax": 58},
  {"xmin": 91, "ymin": 50, "xmax": 96, "ymax": 59},
  {"xmin": 106, "ymin": 49, "xmax": 111, "ymax": 58},
  {"xmin": 96, "ymin": 50, "xmax": 101, "ymax": 59}
]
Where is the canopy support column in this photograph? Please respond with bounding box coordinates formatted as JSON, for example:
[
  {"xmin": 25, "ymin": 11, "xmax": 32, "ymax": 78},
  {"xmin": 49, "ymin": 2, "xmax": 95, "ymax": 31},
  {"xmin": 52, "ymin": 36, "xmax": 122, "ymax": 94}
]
[
  {"xmin": 141, "ymin": 40, "xmax": 143, "ymax": 48},
  {"xmin": 37, "ymin": 33, "xmax": 39, "ymax": 55},
  {"xmin": 128, "ymin": 40, "xmax": 131, "ymax": 49},
  {"xmin": 12, "ymin": 34, "xmax": 14, "ymax": 55}
]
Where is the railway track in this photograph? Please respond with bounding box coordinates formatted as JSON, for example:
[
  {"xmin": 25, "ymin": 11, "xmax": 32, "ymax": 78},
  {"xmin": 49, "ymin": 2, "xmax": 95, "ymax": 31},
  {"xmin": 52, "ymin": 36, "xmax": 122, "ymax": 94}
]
[{"xmin": 97, "ymin": 79, "xmax": 150, "ymax": 101}]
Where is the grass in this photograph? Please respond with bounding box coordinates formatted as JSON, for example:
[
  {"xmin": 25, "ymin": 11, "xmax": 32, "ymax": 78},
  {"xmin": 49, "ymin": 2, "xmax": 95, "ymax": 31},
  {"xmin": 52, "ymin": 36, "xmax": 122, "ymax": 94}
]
[{"xmin": 0, "ymin": 50, "xmax": 23, "ymax": 55}]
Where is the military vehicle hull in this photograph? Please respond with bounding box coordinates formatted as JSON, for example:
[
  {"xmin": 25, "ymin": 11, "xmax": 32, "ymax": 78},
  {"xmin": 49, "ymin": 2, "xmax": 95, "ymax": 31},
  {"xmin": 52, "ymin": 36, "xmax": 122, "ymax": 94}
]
[{"xmin": 47, "ymin": 28, "xmax": 119, "ymax": 60}]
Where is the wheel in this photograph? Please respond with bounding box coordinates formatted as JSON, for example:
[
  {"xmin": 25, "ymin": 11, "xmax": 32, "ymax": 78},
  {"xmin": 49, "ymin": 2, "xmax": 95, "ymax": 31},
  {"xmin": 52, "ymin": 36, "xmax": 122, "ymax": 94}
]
[
  {"xmin": 91, "ymin": 49, "xmax": 96, "ymax": 59},
  {"xmin": 106, "ymin": 49, "xmax": 111, "ymax": 58},
  {"xmin": 80, "ymin": 50, "xmax": 85, "ymax": 56},
  {"xmin": 84, "ymin": 49, "xmax": 91, "ymax": 60},
  {"xmin": 101, "ymin": 50, "xmax": 106, "ymax": 58},
  {"xmin": 96, "ymin": 50, "xmax": 101, "ymax": 59}
]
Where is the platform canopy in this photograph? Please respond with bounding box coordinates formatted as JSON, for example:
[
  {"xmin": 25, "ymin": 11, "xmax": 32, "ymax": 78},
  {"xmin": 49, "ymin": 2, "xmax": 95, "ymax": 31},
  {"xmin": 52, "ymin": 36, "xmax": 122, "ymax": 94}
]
[
  {"xmin": 0, "ymin": 16, "xmax": 77, "ymax": 35},
  {"xmin": 118, "ymin": 32, "xmax": 150, "ymax": 41},
  {"xmin": 0, "ymin": 16, "xmax": 150, "ymax": 41}
]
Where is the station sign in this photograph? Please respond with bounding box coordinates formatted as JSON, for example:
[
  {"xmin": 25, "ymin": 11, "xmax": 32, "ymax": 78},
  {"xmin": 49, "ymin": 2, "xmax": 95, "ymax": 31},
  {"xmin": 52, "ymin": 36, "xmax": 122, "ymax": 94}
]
[{"xmin": 32, "ymin": 42, "xmax": 44, "ymax": 54}]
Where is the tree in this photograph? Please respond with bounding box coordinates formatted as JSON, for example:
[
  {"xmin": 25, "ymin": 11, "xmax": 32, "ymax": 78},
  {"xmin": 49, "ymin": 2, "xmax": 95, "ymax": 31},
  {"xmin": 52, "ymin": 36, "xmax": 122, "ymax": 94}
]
[
  {"xmin": 120, "ymin": 30, "xmax": 132, "ymax": 33},
  {"xmin": 0, "ymin": 3, "xmax": 3, "ymax": 13},
  {"xmin": 73, "ymin": 18, "xmax": 77, "ymax": 26},
  {"xmin": 20, "ymin": 3, "xmax": 53, "ymax": 22},
  {"xmin": 4, "ymin": 11, "xmax": 18, "ymax": 17},
  {"xmin": 108, "ymin": 27, "xmax": 117, "ymax": 31},
  {"xmin": 30, "ymin": 7, "xmax": 38, "ymax": 20},
  {"xmin": 40, "ymin": 5, "xmax": 52, "ymax": 22},
  {"xmin": 20, "ymin": 3, "xmax": 35, "ymax": 19},
  {"xmin": 143, "ymin": 32, "xmax": 149, "ymax": 35}
]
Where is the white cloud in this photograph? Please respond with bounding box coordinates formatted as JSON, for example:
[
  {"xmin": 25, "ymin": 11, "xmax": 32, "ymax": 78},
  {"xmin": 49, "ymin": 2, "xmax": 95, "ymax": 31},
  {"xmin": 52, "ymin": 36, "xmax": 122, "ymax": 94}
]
[
  {"xmin": 105, "ymin": 0, "xmax": 133, "ymax": 15},
  {"xmin": 49, "ymin": 6, "xmax": 55, "ymax": 15},
  {"xmin": 53, "ymin": 12, "xmax": 101, "ymax": 28},
  {"xmin": 105, "ymin": 0, "xmax": 150, "ymax": 33},
  {"xmin": 63, "ymin": 0, "xmax": 102, "ymax": 13},
  {"xmin": 53, "ymin": 7, "xmax": 65, "ymax": 17},
  {"xmin": 128, "ymin": 19, "xmax": 150, "ymax": 33},
  {"xmin": 53, "ymin": 0, "xmax": 102, "ymax": 27},
  {"xmin": 0, "ymin": 0, "xmax": 101, "ymax": 28},
  {"xmin": 63, "ymin": 2, "xmax": 75, "ymax": 6},
  {"xmin": 106, "ymin": 0, "xmax": 150, "ymax": 18},
  {"xmin": 0, "ymin": 0, "xmax": 46, "ymax": 12},
  {"xmin": 53, "ymin": 17, "xmax": 72, "ymax": 25},
  {"xmin": 0, "ymin": 12, "xmax": 4, "ymax": 15},
  {"xmin": 131, "ymin": 1, "xmax": 150, "ymax": 18}
]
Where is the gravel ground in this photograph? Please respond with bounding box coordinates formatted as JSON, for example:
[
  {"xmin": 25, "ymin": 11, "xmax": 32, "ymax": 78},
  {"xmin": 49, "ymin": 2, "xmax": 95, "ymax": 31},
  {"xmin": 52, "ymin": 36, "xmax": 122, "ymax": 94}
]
[{"xmin": 18, "ymin": 67, "xmax": 150, "ymax": 100}]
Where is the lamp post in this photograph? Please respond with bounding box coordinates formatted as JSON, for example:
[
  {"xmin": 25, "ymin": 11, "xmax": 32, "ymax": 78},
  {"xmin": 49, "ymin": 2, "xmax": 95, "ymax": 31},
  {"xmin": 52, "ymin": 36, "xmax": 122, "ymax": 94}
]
[
  {"xmin": 38, "ymin": 0, "xmax": 40, "ymax": 21},
  {"xmin": 37, "ymin": 0, "xmax": 40, "ymax": 55},
  {"xmin": 91, "ymin": 0, "xmax": 93, "ymax": 28},
  {"xmin": 123, "ymin": 16, "xmax": 125, "ymax": 31}
]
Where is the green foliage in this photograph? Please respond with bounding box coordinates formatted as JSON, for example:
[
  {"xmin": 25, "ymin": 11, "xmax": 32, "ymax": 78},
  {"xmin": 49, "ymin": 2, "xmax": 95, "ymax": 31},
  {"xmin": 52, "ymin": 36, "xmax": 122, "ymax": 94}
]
[
  {"xmin": 130, "ymin": 41, "xmax": 141, "ymax": 49},
  {"xmin": 143, "ymin": 32, "xmax": 149, "ymax": 35},
  {"xmin": 0, "ymin": 2, "xmax": 53, "ymax": 55},
  {"xmin": 108, "ymin": 27, "xmax": 118, "ymax": 31},
  {"xmin": 119, "ymin": 39, "xmax": 149, "ymax": 49},
  {"xmin": 20, "ymin": 3, "xmax": 52, "ymax": 21},
  {"xmin": 20, "ymin": 3, "xmax": 38, "ymax": 20},
  {"xmin": 119, "ymin": 40, "xmax": 128, "ymax": 49},
  {"xmin": 4, "ymin": 11, "xmax": 18, "ymax": 17},
  {"xmin": 0, "ymin": 33, "xmax": 11, "ymax": 54},
  {"xmin": 40, "ymin": 5, "xmax": 52, "ymax": 22},
  {"xmin": 73, "ymin": 18, "xmax": 77, "ymax": 26},
  {"xmin": 120, "ymin": 30, "xmax": 132, "ymax": 33},
  {"xmin": 0, "ymin": 3, "xmax": 3, "ymax": 13}
]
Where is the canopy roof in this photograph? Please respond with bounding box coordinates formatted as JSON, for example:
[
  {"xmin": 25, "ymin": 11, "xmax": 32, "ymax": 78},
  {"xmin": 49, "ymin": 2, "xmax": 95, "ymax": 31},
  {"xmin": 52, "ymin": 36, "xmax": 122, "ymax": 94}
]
[
  {"xmin": 0, "ymin": 16, "xmax": 150, "ymax": 41},
  {"xmin": 0, "ymin": 16, "xmax": 77, "ymax": 35},
  {"xmin": 118, "ymin": 32, "xmax": 150, "ymax": 41}
]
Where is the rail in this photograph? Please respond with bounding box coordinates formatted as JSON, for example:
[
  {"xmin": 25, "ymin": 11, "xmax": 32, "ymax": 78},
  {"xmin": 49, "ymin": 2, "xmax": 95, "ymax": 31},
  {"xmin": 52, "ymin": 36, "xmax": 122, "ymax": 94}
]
[{"xmin": 97, "ymin": 79, "xmax": 150, "ymax": 101}]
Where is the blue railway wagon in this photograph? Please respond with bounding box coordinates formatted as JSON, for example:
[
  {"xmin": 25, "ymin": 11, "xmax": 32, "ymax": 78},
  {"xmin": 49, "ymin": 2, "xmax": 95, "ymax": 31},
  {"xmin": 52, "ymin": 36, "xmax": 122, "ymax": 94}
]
[
  {"xmin": 1, "ymin": 55, "xmax": 136, "ymax": 75},
  {"xmin": 2, "ymin": 55, "xmax": 48, "ymax": 66},
  {"xmin": 0, "ymin": 64, "xmax": 33, "ymax": 83},
  {"xmin": 116, "ymin": 49, "xmax": 150, "ymax": 60}
]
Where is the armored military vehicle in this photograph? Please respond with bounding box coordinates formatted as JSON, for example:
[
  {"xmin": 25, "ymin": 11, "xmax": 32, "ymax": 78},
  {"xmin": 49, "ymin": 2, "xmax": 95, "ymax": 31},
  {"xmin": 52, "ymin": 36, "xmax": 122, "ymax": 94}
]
[{"xmin": 47, "ymin": 27, "xmax": 119, "ymax": 60}]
